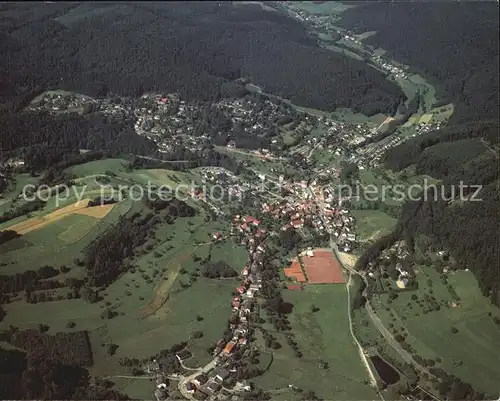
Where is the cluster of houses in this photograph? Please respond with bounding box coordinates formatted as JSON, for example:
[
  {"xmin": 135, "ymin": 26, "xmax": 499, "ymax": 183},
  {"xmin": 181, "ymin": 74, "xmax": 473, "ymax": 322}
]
[
  {"xmin": 133, "ymin": 93, "xmax": 188, "ymax": 154},
  {"xmin": 365, "ymin": 240, "xmax": 414, "ymax": 289},
  {"xmin": 359, "ymin": 119, "xmax": 443, "ymax": 167},
  {"xmin": 178, "ymin": 217, "xmax": 266, "ymax": 400},
  {"xmin": 259, "ymin": 177, "xmax": 358, "ymax": 252},
  {"xmin": 27, "ymin": 91, "xmax": 94, "ymax": 113},
  {"xmin": 199, "ymin": 168, "xmax": 249, "ymax": 202},
  {"xmin": 132, "ymin": 91, "xmax": 300, "ymax": 158},
  {"xmin": 185, "ymin": 367, "xmax": 232, "ymax": 400},
  {"xmin": 371, "ymin": 55, "xmax": 409, "ymax": 80},
  {"xmin": 322, "ymin": 120, "xmax": 380, "ymax": 149}
]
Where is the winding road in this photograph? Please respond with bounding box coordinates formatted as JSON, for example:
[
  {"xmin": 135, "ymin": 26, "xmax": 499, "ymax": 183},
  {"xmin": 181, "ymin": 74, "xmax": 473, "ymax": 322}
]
[{"xmin": 330, "ymin": 238, "xmax": 433, "ymax": 378}]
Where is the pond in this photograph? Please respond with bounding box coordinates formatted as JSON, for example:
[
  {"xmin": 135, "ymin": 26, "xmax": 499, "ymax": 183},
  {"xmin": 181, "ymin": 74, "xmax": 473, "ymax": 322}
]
[{"xmin": 369, "ymin": 355, "xmax": 400, "ymax": 385}]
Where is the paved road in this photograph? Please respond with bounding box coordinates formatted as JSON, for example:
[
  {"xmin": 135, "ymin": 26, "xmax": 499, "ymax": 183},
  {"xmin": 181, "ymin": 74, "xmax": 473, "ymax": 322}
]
[
  {"xmin": 329, "ymin": 238, "xmax": 433, "ymax": 378},
  {"xmin": 305, "ymin": 188, "xmax": 381, "ymax": 395}
]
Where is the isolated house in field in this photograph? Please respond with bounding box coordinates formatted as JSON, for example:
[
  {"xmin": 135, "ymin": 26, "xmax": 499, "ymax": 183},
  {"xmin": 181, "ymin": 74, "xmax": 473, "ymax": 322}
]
[
  {"xmin": 176, "ymin": 349, "xmax": 192, "ymax": 361},
  {"xmin": 186, "ymin": 382, "xmax": 196, "ymax": 394}
]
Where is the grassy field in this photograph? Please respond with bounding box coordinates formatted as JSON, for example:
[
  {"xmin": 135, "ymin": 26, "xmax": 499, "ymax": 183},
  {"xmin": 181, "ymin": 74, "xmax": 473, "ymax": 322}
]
[
  {"xmin": 429, "ymin": 103, "xmax": 455, "ymax": 122},
  {"xmin": 0, "ymin": 174, "xmax": 39, "ymax": 214},
  {"xmin": 254, "ymin": 285, "xmax": 377, "ymax": 400},
  {"xmin": 290, "ymin": 2, "xmax": 356, "ymax": 14},
  {"xmin": 0, "ymin": 193, "xmax": 239, "ymax": 399},
  {"xmin": 367, "ymin": 265, "xmax": 500, "ymax": 395},
  {"xmin": 352, "ymin": 210, "xmax": 397, "ymax": 243},
  {"xmin": 331, "ymin": 108, "xmax": 387, "ymax": 125},
  {"xmin": 0, "ymin": 199, "xmax": 132, "ymax": 274},
  {"xmin": 0, "ymin": 158, "xmax": 251, "ymax": 399}
]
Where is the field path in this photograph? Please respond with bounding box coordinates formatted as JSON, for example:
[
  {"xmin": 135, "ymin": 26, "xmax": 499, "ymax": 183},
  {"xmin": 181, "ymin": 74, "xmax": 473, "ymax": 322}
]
[
  {"xmin": 140, "ymin": 239, "xmax": 219, "ymax": 318},
  {"xmin": 330, "ymin": 239, "xmax": 435, "ymax": 380}
]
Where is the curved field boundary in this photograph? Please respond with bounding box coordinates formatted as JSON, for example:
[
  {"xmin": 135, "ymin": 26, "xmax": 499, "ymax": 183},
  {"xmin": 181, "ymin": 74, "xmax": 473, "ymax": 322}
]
[
  {"xmin": 2, "ymin": 199, "xmax": 91, "ymax": 235},
  {"xmin": 54, "ymin": 200, "xmax": 132, "ymax": 250},
  {"xmin": 74, "ymin": 203, "xmax": 115, "ymax": 218}
]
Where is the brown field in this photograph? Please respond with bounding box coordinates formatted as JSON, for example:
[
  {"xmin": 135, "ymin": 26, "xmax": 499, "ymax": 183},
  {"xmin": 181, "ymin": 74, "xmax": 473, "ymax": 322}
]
[
  {"xmin": 302, "ymin": 249, "xmax": 345, "ymax": 284},
  {"xmin": 74, "ymin": 203, "xmax": 114, "ymax": 218},
  {"xmin": 3, "ymin": 199, "xmax": 91, "ymax": 235},
  {"xmin": 2, "ymin": 200, "xmax": 115, "ymax": 235},
  {"xmin": 337, "ymin": 251, "xmax": 358, "ymax": 269}
]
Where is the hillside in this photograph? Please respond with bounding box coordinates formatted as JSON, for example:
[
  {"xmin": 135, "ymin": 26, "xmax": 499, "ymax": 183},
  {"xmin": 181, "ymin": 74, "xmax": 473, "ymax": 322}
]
[
  {"xmin": 338, "ymin": 2, "xmax": 500, "ymax": 307},
  {"xmin": 0, "ymin": 2, "xmax": 404, "ymax": 115},
  {"xmin": 337, "ymin": 1, "xmax": 499, "ymax": 123}
]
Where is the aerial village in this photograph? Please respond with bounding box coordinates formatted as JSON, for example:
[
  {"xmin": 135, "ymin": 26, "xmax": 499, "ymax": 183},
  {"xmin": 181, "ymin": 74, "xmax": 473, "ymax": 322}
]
[
  {"xmin": 141, "ymin": 214, "xmax": 267, "ymax": 401},
  {"xmin": 282, "ymin": 4, "xmax": 410, "ymax": 81}
]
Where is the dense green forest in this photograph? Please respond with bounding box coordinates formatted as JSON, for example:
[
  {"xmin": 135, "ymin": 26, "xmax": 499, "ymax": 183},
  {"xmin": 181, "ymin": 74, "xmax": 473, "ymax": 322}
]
[
  {"xmin": 339, "ymin": 2, "xmax": 499, "ymax": 307},
  {"xmin": 338, "ymin": 2, "xmax": 499, "ymax": 123},
  {"xmin": 0, "ymin": 2, "xmax": 403, "ymax": 115}
]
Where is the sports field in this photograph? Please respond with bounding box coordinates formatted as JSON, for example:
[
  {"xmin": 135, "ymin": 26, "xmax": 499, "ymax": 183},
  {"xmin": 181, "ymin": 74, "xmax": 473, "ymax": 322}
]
[
  {"xmin": 284, "ymin": 258, "xmax": 306, "ymax": 282},
  {"xmin": 302, "ymin": 249, "xmax": 345, "ymax": 284}
]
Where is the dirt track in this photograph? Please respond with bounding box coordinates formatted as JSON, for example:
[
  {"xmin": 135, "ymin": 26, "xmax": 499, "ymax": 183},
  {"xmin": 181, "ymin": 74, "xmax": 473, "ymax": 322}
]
[{"xmin": 140, "ymin": 240, "xmax": 216, "ymax": 318}]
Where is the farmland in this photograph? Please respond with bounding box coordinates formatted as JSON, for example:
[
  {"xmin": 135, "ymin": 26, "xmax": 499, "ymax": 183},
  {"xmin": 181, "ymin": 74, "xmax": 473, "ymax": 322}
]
[
  {"xmin": 0, "ymin": 157, "xmax": 250, "ymax": 399},
  {"xmin": 358, "ymin": 264, "xmax": 500, "ymax": 396},
  {"xmin": 352, "ymin": 210, "xmax": 397, "ymax": 243},
  {"xmin": 254, "ymin": 285, "xmax": 377, "ymax": 400},
  {"xmin": 3, "ymin": 199, "xmax": 93, "ymax": 235}
]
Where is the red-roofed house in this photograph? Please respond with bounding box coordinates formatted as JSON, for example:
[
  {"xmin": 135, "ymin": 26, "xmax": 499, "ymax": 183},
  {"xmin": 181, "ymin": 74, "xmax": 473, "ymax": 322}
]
[
  {"xmin": 243, "ymin": 216, "xmax": 260, "ymax": 226},
  {"xmin": 291, "ymin": 219, "xmax": 304, "ymax": 228}
]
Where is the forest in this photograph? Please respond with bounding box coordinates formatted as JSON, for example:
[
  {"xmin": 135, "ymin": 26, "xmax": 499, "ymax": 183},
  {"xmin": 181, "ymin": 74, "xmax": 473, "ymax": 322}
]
[
  {"xmin": 0, "ymin": 2, "xmax": 404, "ymax": 117},
  {"xmin": 0, "ymin": 342, "xmax": 128, "ymax": 400},
  {"xmin": 338, "ymin": 1, "xmax": 499, "ymax": 124},
  {"xmin": 338, "ymin": 2, "xmax": 500, "ymax": 309},
  {"xmin": 0, "ymin": 110, "xmax": 156, "ymax": 170}
]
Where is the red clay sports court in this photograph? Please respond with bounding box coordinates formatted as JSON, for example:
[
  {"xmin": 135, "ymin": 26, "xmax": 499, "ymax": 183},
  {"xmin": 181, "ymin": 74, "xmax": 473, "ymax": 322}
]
[{"xmin": 302, "ymin": 249, "xmax": 345, "ymax": 284}]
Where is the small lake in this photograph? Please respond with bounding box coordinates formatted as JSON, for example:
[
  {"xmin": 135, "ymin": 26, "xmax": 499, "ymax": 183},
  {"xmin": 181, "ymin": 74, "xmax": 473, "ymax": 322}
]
[{"xmin": 369, "ymin": 355, "xmax": 400, "ymax": 385}]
